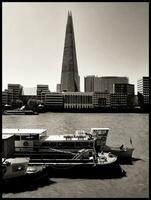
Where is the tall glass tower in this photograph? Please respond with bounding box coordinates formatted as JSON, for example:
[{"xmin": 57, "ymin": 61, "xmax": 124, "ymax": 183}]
[{"xmin": 60, "ymin": 11, "xmax": 80, "ymax": 92}]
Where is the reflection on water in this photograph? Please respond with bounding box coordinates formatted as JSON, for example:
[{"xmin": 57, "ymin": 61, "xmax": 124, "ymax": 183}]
[{"xmin": 2, "ymin": 113, "xmax": 149, "ymax": 198}]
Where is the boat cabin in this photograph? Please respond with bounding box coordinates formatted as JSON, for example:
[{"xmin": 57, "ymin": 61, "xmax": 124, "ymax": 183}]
[
  {"xmin": 2, "ymin": 158, "xmax": 29, "ymax": 179},
  {"xmin": 2, "ymin": 129, "xmax": 47, "ymax": 151},
  {"xmin": 2, "ymin": 134, "xmax": 15, "ymax": 158},
  {"xmin": 41, "ymin": 133, "xmax": 94, "ymax": 150},
  {"xmin": 90, "ymin": 128, "xmax": 109, "ymax": 146}
]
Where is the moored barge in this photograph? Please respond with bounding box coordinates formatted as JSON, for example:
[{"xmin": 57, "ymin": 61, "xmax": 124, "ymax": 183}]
[{"xmin": 2, "ymin": 128, "xmax": 134, "ymax": 160}]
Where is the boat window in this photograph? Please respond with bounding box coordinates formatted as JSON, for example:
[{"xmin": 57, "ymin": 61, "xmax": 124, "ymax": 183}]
[{"xmin": 14, "ymin": 134, "xmax": 39, "ymax": 140}]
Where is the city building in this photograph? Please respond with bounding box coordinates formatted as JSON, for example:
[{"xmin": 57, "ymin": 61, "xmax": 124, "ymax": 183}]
[
  {"xmin": 110, "ymin": 94, "xmax": 127, "ymax": 108},
  {"xmin": 84, "ymin": 76, "xmax": 128, "ymax": 93},
  {"xmin": 100, "ymin": 76, "xmax": 129, "ymax": 93},
  {"xmin": 92, "ymin": 92, "xmax": 110, "ymax": 108},
  {"xmin": 37, "ymin": 85, "xmax": 50, "ymax": 100},
  {"xmin": 137, "ymin": 77, "xmax": 149, "ymax": 95},
  {"xmin": 2, "ymin": 90, "xmax": 8, "ymax": 106},
  {"xmin": 60, "ymin": 11, "xmax": 80, "ymax": 92},
  {"xmin": 56, "ymin": 84, "xmax": 61, "ymax": 93},
  {"xmin": 43, "ymin": 93, "xmax": 63, "ymax": 110},
  {"xmin": 84, "ymin": 76, "xmax": 101, "ymax": 92},
  {"xmin": 7, "ymin": 89, "xmax": 13, "ymax": 105},
  {"xmin": 113, "ymin": 83, "xmax": 134, "ymax": 96},
  {"xmin": 137, "ymin": 77, "xmax": 149, "ymax": 105},
  {"xmin": 8, "ymin": 84, "xmax": 23, "ymax": 104},
  {"xmin": 63, "ymin": 92, "xmax": 93, "ymax": 109}
]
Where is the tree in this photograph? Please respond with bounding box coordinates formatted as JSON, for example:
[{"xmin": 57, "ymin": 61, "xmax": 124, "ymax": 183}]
[
  {"xmin": 27, "ymin": 99, "xmax": 38, "ymax": 111},
  {"xmin": 15, "ymin": 99, "xmax": 23, "ymax": 108}
]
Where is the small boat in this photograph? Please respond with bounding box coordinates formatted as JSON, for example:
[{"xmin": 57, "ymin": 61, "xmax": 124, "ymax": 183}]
[
  {"xmin": 2, "ymin": 157, "xmax": 48, "ymax": 184},
  {"xmin": 3, "ymin": 110, "xmax": 38, "ymax": 115}
]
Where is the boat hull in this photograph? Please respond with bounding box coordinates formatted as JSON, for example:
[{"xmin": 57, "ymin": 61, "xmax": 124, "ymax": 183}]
[
  {"xmin": 3, "ymin": 165, "xmax": 48, "ymax": 184},
  {"xmin": 45, "ymin": 159, "xmax": 125, "ymax": 178},
  {"xmin": 102, "ymin": 145, "xmax": 134, "ymax": 159}
]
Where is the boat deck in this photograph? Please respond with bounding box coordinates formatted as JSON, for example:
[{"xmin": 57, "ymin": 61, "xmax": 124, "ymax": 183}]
[{"xmin": 45, "ymin": 135, "xmax": 90, "ymax": 141}]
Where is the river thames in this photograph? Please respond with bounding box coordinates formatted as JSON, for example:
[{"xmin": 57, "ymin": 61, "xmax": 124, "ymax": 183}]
[{"xmin": 2, "ymin": 112, "xmax": 149, "ymax": 198}]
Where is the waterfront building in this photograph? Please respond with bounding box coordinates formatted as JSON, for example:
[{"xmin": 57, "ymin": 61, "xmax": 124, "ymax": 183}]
[
  {"xmin": 8, "ymin": 84, "xmax": 23, "ymax": 103},
  {"xmin": 60, "ymin": 11, "xmax": 80, "ymax": 92},
  {"xmin": 37, "ymin": 85, "xmax": 50, "ymax": 100},
  {"xmin": 63, "ymin": 92, "xmax": 93, "ymax": 109},
  {"xmin": 2, "ymin": 90, "xmax": 8, "ymax": 106},
  {"xmin": 7, "ymin": 89, "xmax": 13, "ymax": 105},
  {"xmin": 92, "ymin": 92, "xmax": 110, "ymax": 108},
  {"xmin": 113, "ymin": 83, "xmax": 135, "ymax": 108},
  {"xmin": 113, "ymin": 83, "xmax": 134, "ymax": 96},
  {"xmin": 110, "ymin": 94, "xmax": 127, "ymax": 108},
  {"xmin": 137, "ymin": 77, "xmax": 149, "ymax": 105},
  {"xmin": 137, "ymin": 76, "xmax": 149, "ymax": 95},
  {"xmin": 43, "ymin": 93, "xmax": 63, "ymax": 110},
  {"xmin": 41, "ymin": 90, "xmax": 51, "ymax": 102}
]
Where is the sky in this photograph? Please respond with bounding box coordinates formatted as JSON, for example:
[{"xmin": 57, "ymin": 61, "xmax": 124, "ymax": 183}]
[{"xmin": 2, "ymin": 2, "xmax": 149, "ymax": 94}]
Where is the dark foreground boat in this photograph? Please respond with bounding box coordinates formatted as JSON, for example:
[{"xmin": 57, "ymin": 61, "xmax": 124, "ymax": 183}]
[{"xmin": 2, "ymin": 157, "xmax": 48, "ymax": 185}]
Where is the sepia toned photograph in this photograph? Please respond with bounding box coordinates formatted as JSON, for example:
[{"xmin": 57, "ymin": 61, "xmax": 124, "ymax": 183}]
[{"xmin": 2, "ymin": 2, "xmax": 149, "ymax": 198}]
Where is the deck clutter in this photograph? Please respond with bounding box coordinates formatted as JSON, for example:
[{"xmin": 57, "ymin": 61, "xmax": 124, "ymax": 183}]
[{"xmin": 2, "ymin": 128, "xmax": 134, "ymax": 181}]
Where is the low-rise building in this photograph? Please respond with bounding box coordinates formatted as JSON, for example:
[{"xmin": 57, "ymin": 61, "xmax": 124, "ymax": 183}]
[
  {"xmin": 93, "ymin": 92, "xmax": 110, "ymax": 108},
  {"xmin": 110, "ymin": 94, "xmax": 127, "ymax": 108},
  {"xmin": 113, "ymin": 83, "xmax": 134, "ymax": 96},
  {"xmin": 37, "ymin": 85, "xmax": 50, "ymax": 100},
  {"xmin": 137, "ymin": 77, "xmax": 149, "ymax": 105},
  {"xmin": 63, "ymin": 92, "xmax": 93, "ymax": 109},
  {"xmin": 8, "ymin": 84, "xmax": 23, "ymax": 102},
  {"xmin": 44, "ymin": 92, "xmax": 63, "ymax": 110},
  {"xmin": 2, "ymin": 90, "xmax": 8, "ymax": 106}
]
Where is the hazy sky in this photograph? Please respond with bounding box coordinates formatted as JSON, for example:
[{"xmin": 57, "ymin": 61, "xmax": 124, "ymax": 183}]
[{"xmin": 2, "ymin": 2, "xmax": 149, "ymax": 93}]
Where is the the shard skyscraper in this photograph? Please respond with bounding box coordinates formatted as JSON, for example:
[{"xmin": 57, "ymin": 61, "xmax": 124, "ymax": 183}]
[{"xmin": 60, "ymin": 11, "xmax": 80, "ymax": 92}]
